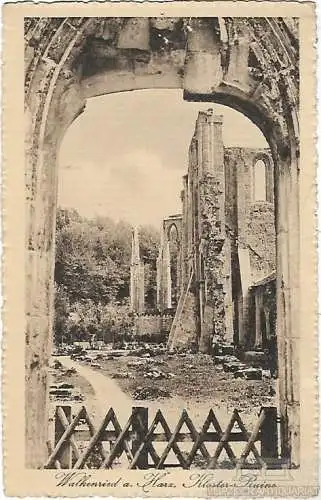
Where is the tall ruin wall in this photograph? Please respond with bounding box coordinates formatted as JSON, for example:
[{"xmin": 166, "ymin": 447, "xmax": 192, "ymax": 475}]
[
  {"xmin": 169, "ymin": 115, "xmax": 276, "ymax": 351},
  {"xmin": 224, "ymin": 147, "xmax": 275, "ymax": 280}
]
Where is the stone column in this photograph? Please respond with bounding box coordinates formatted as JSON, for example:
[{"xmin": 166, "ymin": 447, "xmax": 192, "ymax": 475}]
[
  {"xmin": 25, "ymin": 128, "xmax": 59, "ymax": 468},
  {"xmin": 156, "ymin": 250, "xmax": 161, "ymax": 310},
  {"xmin": 275, "ymin": 154, "xmax": 300, "ymax": 466},
  {"xmin": 224, "ymin": 236, "xmax": 234, "ymax": 343},
  {"xmin": 266, "ymin": 159, "xmax": 275, "ymax": 203},
  {"xmin": 198, "ymin": 112, "xmax": 226, "ymax": 353},
  {"xmin": 139, "ymin": 264, "xmax": 145, "ymax": 314},
  {"xmin": 130, "ymin": 227, "xmax": 139, "ymax": 312},
  {"xmin": 255, "ymin": 291, "xmax": 263, "ymax": 347},
  {"xmin": 264, "ymin": 308, "xmax": 271, "ymax": 341},
  {"xmin": 176, "ymin": 240, "xmax": 182, "ymax": 297},
  {"xmin": 25, "ymin": 73, "xmax": 85, "ymax": 468},
  {"xmin": 164, "ymin": 240, "xmax": 172, "ymax": 309},
  {"xmin": 180, "ymin": 179, "xmax": 188, "ymax": 292},
  {"xmin": 237, "ymin": 247, "xmax": 252, "ymax": 346},
  {"xmin": 130, "ymin": 228, "xmax": 145, "ymax": 314},
  {"xmin": 156, "ymin": 229, "xmax": 172, "ymax": 312}
]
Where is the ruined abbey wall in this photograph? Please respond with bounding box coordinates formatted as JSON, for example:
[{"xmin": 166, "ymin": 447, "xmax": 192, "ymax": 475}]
[
  {"xmin": 224, "ymin": 147, "xmax": 275, "ymax": 284},
  {"xmin": 132, "ymin": 313, "xmax": 173, "ymax": 339},
  {"xmin": 169, "ymin": 111, "xmax": 276, "ymax": 351}
]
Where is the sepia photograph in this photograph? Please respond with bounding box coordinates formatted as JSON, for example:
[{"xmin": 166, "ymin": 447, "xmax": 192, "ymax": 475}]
[
  {"xmin": 24, "ymin": 14, "xmax": 300, "ymax": 470},
  {"xmin": 2, "ymin": 2, "xmax": 318, "ymax": 496}
]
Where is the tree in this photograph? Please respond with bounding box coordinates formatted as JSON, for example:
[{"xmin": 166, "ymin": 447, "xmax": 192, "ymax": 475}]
[
  {"xmin": 54, "ymin": 284, "xmax": 72, "ymax": 345},
  {"xmin": 53, "ymin": 207, "xmax": 160, "ymax": 346},
  {"xmin": 139, "ymin": 224, "xmax": 160, "ymax": 309}
]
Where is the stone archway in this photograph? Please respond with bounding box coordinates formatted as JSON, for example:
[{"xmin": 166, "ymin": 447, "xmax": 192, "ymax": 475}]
[{"xmin": 24, "ymin": 17, "xmax": 299, "ymax": 468}]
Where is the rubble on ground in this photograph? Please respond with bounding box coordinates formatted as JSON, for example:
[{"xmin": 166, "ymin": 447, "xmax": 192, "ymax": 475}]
[
  {"xmin": 90, "ymin": 361, "xmax": 102, "ymax": 369},
  {"xmin": 234, "ymin": 367, "xmax": 262, "ymax": 380},
  {"xmin": 212, "ymin": 342, "xmax": 269, "ymax": 380},
  {"xmin": 143, "ymin": 368, "xmax": 175, "ymax": 380},
  {"xmin": 127, "ymin": 360, "xmax": 147, "ymax": 368},
  {"xmin": 52, "ymin": 360, "xmax": 63, "ymax": 370},
  {"xmin": 242, "ymin": 350, "xmax": 267, "ymax": 366},
  {"xmin": 133, "ymin": 386, "xmax": 171, "ymax": 400},
  {"xmin": 111, "ymin": 371, "xmax": 133, "ymax": 379},
  {"xmin": 49, "ymin": 382, "xmax": 84, "ymax": 402},
  {"xmin": 65, "ymin": 368, "xmax": 77, "ymax": 376},
  {"xmin": 223, "ymin": 361, "xmax": 247, "ymax": 373},
  {"xmin": 58, "ymin": 382, "xmax": 74, "ymax": 389}
]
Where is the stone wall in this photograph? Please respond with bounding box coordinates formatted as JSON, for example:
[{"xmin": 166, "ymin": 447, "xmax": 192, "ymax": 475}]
[
  {"xmin": 224, "ymin": 147, "xmax": 275, "ymax": 345},
  {"xmin": 133, "ymin": 313, "xmax": 173, "ymax": 338},
  {"xmin": 169, "ymin": 110, "xmax": 230, "ymax": 352},
  {"xmin": 23, "ymin": 16, "xmax": 300, "ymax": 466},
  {"xmin": 224, "ymin": 147, "xmax": 274, "ymax": 238},
  {"xmin": 167, "ymin": 277, "xmax": 199, "ymax": 351},
  {"xmin": 169, "ymin": 132, "xmax": 276, "ymax": 351},
  {"xmin": 247, "ymin": 274, "xmax": 277, "ymax": 349},
  {"xmin": 246, "ymin": 202, "xmax": 275, "ymax": 282}
]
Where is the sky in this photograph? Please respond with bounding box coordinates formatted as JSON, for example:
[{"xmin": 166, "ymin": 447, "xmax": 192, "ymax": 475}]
[{"xmin": 58, "ymin": 89, "xmax": 268, "ymax": 227}]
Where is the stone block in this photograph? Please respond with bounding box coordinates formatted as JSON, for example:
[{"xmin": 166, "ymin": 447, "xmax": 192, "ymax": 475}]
[{"xmin": 243, "ymin": 350, "xmax": 267, "ymax": 364}]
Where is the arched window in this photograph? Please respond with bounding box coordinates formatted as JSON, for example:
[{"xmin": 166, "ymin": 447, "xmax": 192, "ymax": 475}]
[{"xmin": 254, "ymin": 159, "xmax": 267, "ymax": 201}]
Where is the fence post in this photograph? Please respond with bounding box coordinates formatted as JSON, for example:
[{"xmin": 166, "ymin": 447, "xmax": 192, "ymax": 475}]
[
  {"xmin": 260, "ymin": 407, "xmax": 278, "ymax": 461},
  {"xmin": 55, "ymin": 406, "xmax": 72, "ymax": 469},
  {"xmin": 131, "ymin": 407, "xmax": 148, "ymax": 469}
]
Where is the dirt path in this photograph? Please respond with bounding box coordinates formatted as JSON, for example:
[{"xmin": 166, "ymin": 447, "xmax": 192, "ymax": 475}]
[
  {"xmin": 58, "ymin": 357, "xmax": 132, "ymax": 425},
  {"xmin": 57, "ymin": 357, "xmax": 234, "ymax": 430},
  {"xmin": 58, "ymin": 355, "xmax": 275, "ymax": 432},
  {"xmin": 55, "ymin": 355, "xmax": 276, "ymax": 465}
]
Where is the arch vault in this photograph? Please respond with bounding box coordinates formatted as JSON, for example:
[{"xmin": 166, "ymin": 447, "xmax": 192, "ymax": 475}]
[{"xmin": 24, "ymin": 17, "xmax": 300, "ymax": 467}]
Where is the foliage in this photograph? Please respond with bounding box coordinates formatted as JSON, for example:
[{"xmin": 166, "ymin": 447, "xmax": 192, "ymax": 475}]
[
  {"xmin": 138, "ymin": 224, "xmax": 160, "ymax": 311},
  {"xmin": 54, "ymin": 284, "xmax": 72, "ymax": 345},
  {"xmin": 54, "ymin": 208, "xmax": 160, "ymax": 345}
]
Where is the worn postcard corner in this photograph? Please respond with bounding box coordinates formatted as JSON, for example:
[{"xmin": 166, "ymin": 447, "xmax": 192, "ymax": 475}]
[{"xmin": 2, "ymin": 0, "xmax": 319, "ymax": 497}]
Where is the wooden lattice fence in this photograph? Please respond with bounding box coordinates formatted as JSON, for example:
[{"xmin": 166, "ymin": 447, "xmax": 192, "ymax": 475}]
[{"xmin": 45, "ymin": 405, "xmax": 281, "ymax": 469}]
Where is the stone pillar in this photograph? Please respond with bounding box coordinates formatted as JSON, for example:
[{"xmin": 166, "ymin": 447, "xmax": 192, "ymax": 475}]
[
  {"xmin": 255, "ymin": 291, "xmax": 263, "ymax": 347},
  {"xmin": 130, "ymin": 227, "xmax": 145, "ymax": 314},
  {"xmin": 180, "ymin": 180, "xmax": 188, "ymax": 292},
  {"xmin": 184, "ymin": 174, "xmax": 193, "ymax": 285},
  {"xmin": 164, "ymin": 240, "xmax": 172, "ymax": 309},
  {"xmin": 238, "ymin": 247, "xmax": 252, "ymax": 346},
  {"xmin": 25, "ymin": 68, "xmax": 86, "ymax": 468},
  {"xmin": 275, "ymin": 154, "xmax": 300, "ymax": 466},
  {"xmin": 156, "ymin": 250, "xmax": 161, "ymax": 310},
  {"xmin": 264, "ymin": 308, "xmax": 271, "ymax": 341},
  {"xmin": 224, "ymin": 236, "xmax": 234, "ymax": 343},
  {"xmin": 139, "ymin": 264, "xmax": 145, "ymax": 314},
  {"xmin": 156, "ymin": 229, "xmax": 172, "ymax": 313},
  {"xmin": 25, "ymin": 134, "xmax": 58, "ymax": 468},
  {"xmin": 266, "ymin": 158, "xmax": 275, "ymax": 203},
  {"xmin": 176, "ymin": 240, "xmax": 182, "ymax": 297},
  {"xmin": 197, "ymin": 111, "xmax": 227, "ymax": 353}
]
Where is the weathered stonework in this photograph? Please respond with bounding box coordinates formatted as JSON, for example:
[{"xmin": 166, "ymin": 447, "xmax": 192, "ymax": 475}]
[
  {"xmin": 24, "ymin": 17, "xmax": 300, "ymax": 467},
  {"xmin": 130, "ymin": 228, "xmax": 145, "ymax": 314},
  {"xmin": 223, "ymin": 147, "xmax": 276, "ymax": 344},
  {"xmin": 168, "ymin": 113, "xmax": 276, "ymax": 353},
  {"xmin": 132, "ymin": 313, "xmax": 173, "ymax": 339},
  {"xmin": 157, "ymin": 215, "xmax": 182, "ymax": 313},
  {"xmin": 248, "ymin": 273, "xmax": 277, "ymax": 349}
]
